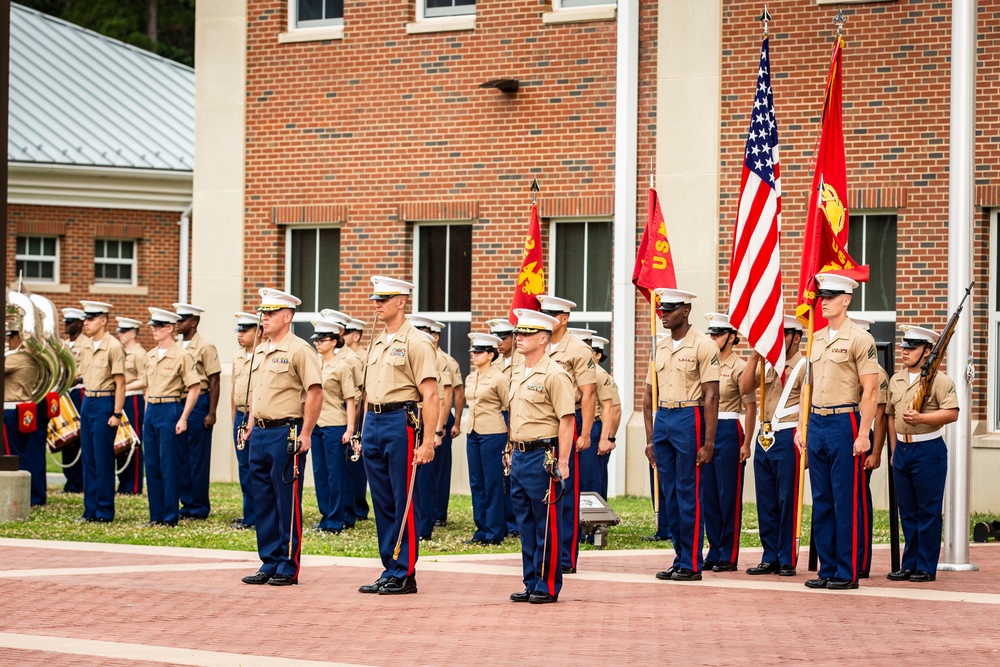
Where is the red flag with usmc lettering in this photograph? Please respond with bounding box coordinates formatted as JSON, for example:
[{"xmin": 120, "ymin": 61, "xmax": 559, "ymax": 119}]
[
  {"xmin": 795, "ymin": 35, "xmax": 868, "ymax": 330},
  {"xmin": 632, "ymin": 187, "xmax": 677, "ymax": 301},
  {"xmin": 509, "ymin": 202, "xmax": 545, "ymax": 323}
]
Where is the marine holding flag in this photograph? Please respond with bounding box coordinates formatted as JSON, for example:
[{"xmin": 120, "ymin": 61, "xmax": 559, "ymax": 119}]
[{"xmin": 510, "ymin": 200, "xmax": 545, "ymax": 321}]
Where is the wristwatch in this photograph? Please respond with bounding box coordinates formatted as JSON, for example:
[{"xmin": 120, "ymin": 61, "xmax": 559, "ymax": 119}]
[
  {"xmin": 608, "ymin": 437, "xmax": 616, "ymax": 442},
  {"xmin": 114, "ymin": 412, "xmax": 123, "ymax": 419},
  {"xmin": 435, "ymin": 430, "xmax": 445, "ymax": 436}
]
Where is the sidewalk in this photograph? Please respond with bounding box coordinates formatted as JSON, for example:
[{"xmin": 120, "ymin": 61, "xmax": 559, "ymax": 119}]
[{"xmin": 2, "ymin": 537, "xmax": 998, "ymax": 666}]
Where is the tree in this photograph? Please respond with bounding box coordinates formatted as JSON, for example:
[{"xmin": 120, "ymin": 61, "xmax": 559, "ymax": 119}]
[{"xmin": 19, "ymin": 0, "xmax": 195, "ymax": 67}]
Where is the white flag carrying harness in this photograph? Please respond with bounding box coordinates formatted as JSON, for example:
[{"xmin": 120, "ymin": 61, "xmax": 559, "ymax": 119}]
[{"xmin": 766, "ymin": 356, "xmax": 807, "ymax": 435}]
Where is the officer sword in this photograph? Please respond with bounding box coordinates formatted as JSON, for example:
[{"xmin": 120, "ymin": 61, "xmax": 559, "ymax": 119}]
[
  {"xmin": 236, "ymin": 311, "xmax": 264, "ymax": 450},
  {"xmin": 393, "ymin": 405, "xmax": 422, "ymax": 561}
]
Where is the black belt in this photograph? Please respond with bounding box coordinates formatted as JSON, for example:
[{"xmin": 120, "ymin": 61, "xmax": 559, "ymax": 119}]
[
  {"xmin": 368, "ymin": 401, "xmax": 415, "ymax": 414},
  {"xmin": 147, "ymin": 396, "xmax": 182, "ymax": 404},
  {"xmin": 511, "ymin": 438, "xmax": 556, "ymax": 452},
  {"xmin": 255, "ymin": 418, "xmax": 303, "ymax": 429},
  {"xmin": 85, "ymin": 390, "xmax": 115, "ymax": 398}
]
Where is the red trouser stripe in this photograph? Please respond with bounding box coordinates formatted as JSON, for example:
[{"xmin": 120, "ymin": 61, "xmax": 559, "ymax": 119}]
[
  {"xmin": 546, "ymin": 479, "xmax": 560, "ymax": 594},
  {"xmin": 2, "ymin": 421, "xmax": 10, "ymax": 456},
  {"xmin": 692, "ymin": 408, "xmax": 703, "ymax": 572},
  {"xmin": 790, "ymin": 427, "xmax": 800, "ymax": 568},
  {"xmin": 849, "ymin": 412, "xmax": 860, "ymax": 581},
  {"xmin": 730, "ymin": 421, "xmax": 745, "ymax": 563},
  {"xmin": 405, "ymin": 423, "xmax": 417, "ymax": 576},
  {"xmin": 291, "ymin": 454, "xmax": 304, "ymax": 579},
  {"xmin": 570, "ymin": 423, "xmax": 580, "ymax": 568}
]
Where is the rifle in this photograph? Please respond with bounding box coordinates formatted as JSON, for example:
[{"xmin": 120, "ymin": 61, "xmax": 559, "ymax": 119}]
[{"xmin": 909, "ymin": 281, "xmax": 974, "ymax": 412}]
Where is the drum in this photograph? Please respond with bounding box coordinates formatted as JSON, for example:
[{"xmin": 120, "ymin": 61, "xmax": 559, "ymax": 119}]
[
  {"xmin": 47, "ymin": 395, "xmax": 80, "ymax": 453},
  {"xmin": 114, "ymin": 412, "xmax": 140, "ymax": 457}
]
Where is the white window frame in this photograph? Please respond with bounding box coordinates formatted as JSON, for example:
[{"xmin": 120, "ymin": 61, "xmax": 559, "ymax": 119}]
[
  {"xmin": 421, "ymin": 0, "xmax": 475, "ymax": 19},
  {"xmin": 412, "ymin": 220, "xmax": 473, "ymax": 325},
  {"xmin": 280, "ymin": 0, "xmax": 344, "ymax": 43},
  {"xmin": 547, "ymin": 217, "xmax": 613, "ymax": 325},
  {"xmin": 989, "ymin": 209, "xmax": 1000, "ymax": 432},
  {"xmin": 93, "ymin": 238, "xmax": 138, "ymax": 287},
  {"xmin": 407, "ymin": 0, "xmax": 476, "ymax": 34},
  {"xmin": 846, "ymin": 210, "xmax": 897, "ymax": 325},
  {"xmin": 15, "ymin": 235, "xmax": 59, "ymax": 284},
  {"xmin": 284, "ymin": 225, "xmax": 341, "ymax": 326},
  {"xmin": 544, "ymin": 0, "xmax": 616, "ymax": 24}
]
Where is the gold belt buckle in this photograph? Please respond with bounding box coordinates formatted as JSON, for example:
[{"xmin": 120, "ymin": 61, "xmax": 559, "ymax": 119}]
[{"xmin": 372, "ymin": 403, "xmax": 382, "ymax": 414}]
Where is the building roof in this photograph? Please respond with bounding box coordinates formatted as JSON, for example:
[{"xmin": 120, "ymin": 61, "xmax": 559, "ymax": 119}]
[{"xmin": 7, "ymin": 3, "xmax": 194, "ymax": 172}]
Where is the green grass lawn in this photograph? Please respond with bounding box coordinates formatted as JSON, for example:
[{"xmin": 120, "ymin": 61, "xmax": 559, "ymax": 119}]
[{"xmin": 2, "ymin": 481, "xmax": 990, "ymax": 557}]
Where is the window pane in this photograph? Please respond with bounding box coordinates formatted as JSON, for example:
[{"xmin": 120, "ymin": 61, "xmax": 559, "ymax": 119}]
[
  {"xmin": 555, "ymin": 223, "xmax": 586, "ymax": 306},
  {"xmin": 95, "ymin": 240, "xmax": 105, "ymax": 258},
  {"xmin": 120, "ymin": 264, "xmax": 132, "ymax": 281},
  {"xmin": 586, "ymin": 222, "xmax": 612, "ymax": 311},
  {"xmin": 290, "ymin": 229, "xmax": 318, "ymax": 312},
  {"xmin": 28, "ymin": 237, "xmax": 40, "ymax": 255},
  {"xmin": 121, "ymin": 241, "xmax": 134, "ymax": 260},
  {"xmin": 866, "ymin": 215, "xmax": 897, "ymax": 312},
  {"xmin": 16, "ymin": 236, "xmax": 26, "ymax": 254},
  {"xmin": 425, "ymin": 0, "xmax": 475, "ymax": 17},
  {"xmin": 39, "ymin": 261, "xmax": 53, "ymax": 280},
  {"xmin": 324, "ymin": 0, "xmax": 344, "ymax": 19},
  {"xmin": 438, "ymin": 320, "xmax": 471, "ymax": 383},
  {"xmin": 298, "ymin": 0, "xmax": 323, "ymax": 21},
  {"xmin": 448, "ymin": 225, "xmax": 472, "ymax": 312},
  {"xmin": 43, "ymin": 237, "xmax": 55, "ymax": 256},
  {"xmin": 418, "ymin": 226, "xmax": 448, "ymax": 311},
  {"xmin": 108, "ymin": 240, "xmax": 120, "ymax": 258},
  {"xmin": 317, "ymin": 228, "xmax": 340, "ymax": 310}
]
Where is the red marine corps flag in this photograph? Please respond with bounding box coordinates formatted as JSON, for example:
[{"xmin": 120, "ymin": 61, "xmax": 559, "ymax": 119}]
[
  {"xmin": 728, "ymin": 33, "xmax": 785, "ymax": 373},
  {"xmin": 632, "ymin": 185, "xmax": 677, "ymax": 300},
  {"xmin": 795, "ymin": 31, "xmax": 868, "ymax": 331},
  {"xmin": 509, "ymin": 180, "xmax": 545, "ymax": 322}
]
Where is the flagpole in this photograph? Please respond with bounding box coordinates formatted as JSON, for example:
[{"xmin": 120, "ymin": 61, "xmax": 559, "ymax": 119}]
[
  {"xmin": 648, "ymin": 162, "xmax": 660, "ymax": 523},
  {"xmin": 794, "ymin": 306, "xmax": 815, "ymax": 557}
]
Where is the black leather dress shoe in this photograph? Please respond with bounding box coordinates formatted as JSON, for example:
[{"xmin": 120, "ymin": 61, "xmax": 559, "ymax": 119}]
[
  {"xmin": 746, "ymin": 562, "xmax": 780, "ymax": 575},
  {"xmin": 317, "ymin": 527, "xmax": 342, "ymax": 534},
  {"xmin": 702, "ymin": 560, "xmax": 719, "ymax": 570},
  {"xmin": 242, "ymin": 572, "xmax": 272, "ymax": 585},
  {"xmin": 358, "ymin": 577, "xmax": 390, "ymax": 593},
  {"xmin": 655, "ymin": 566, "xmax": 679, "ymax": 580},
  {"xmin": 379, "ymin": 575, "xmax": 418, "ymax": 595},
  {"xmin": 712, "ymin": 562, "xmax": 738, "ymax": 572},
  {"xmin": 828, "ymin": 579, "xmax": 859, "ymax": 590},
  {"xmin": 887, "ymin": 568, "xmax": 914, "ymax": 581},
  {"xmin": 671, "ymin": 568, "xmax": 702, "ymax": 581},
  {"xmin": 268, "ymin": 574, "xmax": 298, "ymax": 586},
  {"xmin": 508, "ymin": 531, "xmax": 520, "ymax": 539},
  {"xmin": 434, "ymin": 519, "xmax": 447, "ymax": 527},
  {"xmin": 642, "ymin": 535, "xmax": 671, "ymax": 542},
  {"xmin": 562, "ymin": 566, "xmax": 576, "ymax": 574},
  {"xmin": 510, "ymin": 589, "xmax": 534, "ymax": 602},
  {"xmin": 909, "ymin": 570, "xmax": 936, "ymax": 582},
  {"xmin": 778, "ymin": 565, "xmax": 797, "ymax": 577},
  {"xmin": 804, "ymin": 578, "xmax": 830, "ymax": 589},
  {"xmin": 528, "ymin": 592, "xmax": 558, "ymax": 604},
  {"xmin": 858, "ymin": 570, "xmax": 870, "ymax": 579}
]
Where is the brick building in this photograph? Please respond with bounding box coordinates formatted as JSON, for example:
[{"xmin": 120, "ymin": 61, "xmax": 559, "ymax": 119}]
[
  {"xmin": 196, "ymin": 0, "xmax": 999, "ymax": 508},
  {"xmin": 6, "ymin": 4, "xmax": 194, "ymax": 349}
]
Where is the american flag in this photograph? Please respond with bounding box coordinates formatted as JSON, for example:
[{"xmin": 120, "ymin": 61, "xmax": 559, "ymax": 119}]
[{"xmin": 728, "ymin": 36, "xmax": 785, "ymax": 372}]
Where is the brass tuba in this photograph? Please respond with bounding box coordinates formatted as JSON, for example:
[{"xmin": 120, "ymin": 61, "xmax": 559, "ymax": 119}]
[
  {"xmin": 28, "ymin": 292, "xmax": 76, "ymax": 395},
  {"xmin": 6, "ymin": 288, "xmax": 59, "ymax": 402}
]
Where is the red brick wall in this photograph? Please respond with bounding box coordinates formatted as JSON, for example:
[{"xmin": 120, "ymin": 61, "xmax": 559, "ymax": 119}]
[
  {"xmin": 718, "ymin": 0, "xmax": 998, "ymax": 419},
  {"xmin": 7, "ymin": 204, "xmax": 182, "ymax": 350},
  {"xmin": 243, "ymin": 1, "xmax": 621, "ymax": 325}
]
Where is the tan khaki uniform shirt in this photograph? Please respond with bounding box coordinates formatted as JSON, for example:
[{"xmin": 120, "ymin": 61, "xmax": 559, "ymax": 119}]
[
  {"xmin": 232, "ymin": 349, "xmax": 253, "ymax": 411},
  {"xmin": 494, "ymin": 350, "xmax": 524, "ymax": 380},
  {"xmin": 250, "ymin": 333, "xmax": 322, "ymax": 420},
  {"xmin": 4, "ymin": 351, "xmax": 40, "ymax": 402},
  {"xmin": 146, "ymin": 343, "xmax": 201, "ymax": 397},
  {"xmin": 79, "ymin": 333, "xmax": 126, "ymax": 392},
  {"xmin": 465, "ymin": 364, "xmax": 510, "ymax": 435},
  {"xmin": 508, "ymin": 355, "xmax": 576, "ymax": 442},
  {"xmin": 886, "ymin": 371, "xmax": 959, "ymax": 436},
  {"xmin": 757, "ymin": 351, "xmax": 804, "ymax": 424},
  {"xmin": 318, "ymin": 353, "xmax": 359, "ymax": 427},
  {"xmin": 646, "ymin": 329, "xmax": 721, "ymax": 401},
  {"xmin": 719, "ymin": 353, "xmax": 753, "ymax": 414},
  {"xmin": 183, "ymin": 332, "xmax": 222, "ymax": 391},
  {"xmin": 364, "ymin": 320, "xmax": 438, "ymax": 404},
  {"xmin": 341, "ymin": 346, "xmax": 364, "ymax": 391},
  {"xmin": 809, "ymin": 319, "xmax": 879, "ymax": 407},
  {"xmin": 595, "ymin": 365, "xmax": 621, "ymax": 419},
  {"xmin": 549, "ymin": 333, "xmax": 597, "ymax": 405},
  {"xmin": 434, "ymin": 348, "xmax": 454, "ymax": 400},
  {"xmin": 877, "ymin": 366, "xmax": 889, "ymax": 406},
  {"xmin": 124, "ymin": 342, "xmax": 148, "ymax": 389}
]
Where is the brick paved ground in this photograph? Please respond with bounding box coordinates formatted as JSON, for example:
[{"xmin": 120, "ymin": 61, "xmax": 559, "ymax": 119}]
[{"xmin": 2, "ymin": 538, "xmax": 999, "ymax": 666}]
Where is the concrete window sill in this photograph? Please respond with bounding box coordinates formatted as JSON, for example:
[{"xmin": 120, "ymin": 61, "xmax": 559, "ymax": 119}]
[
  {"xmin": 278, "ymin": 25, "xmax": 344, "ymax": 44},
  {"xmin": 88, "ymin": 284, "xmax": 149, "ymax": 296},
  {"xmin": 542, "ymin": 6, "xmax": 616, "ymax": 24},
  {"xmin": 405, "ymin": 15, "xmax": 475, "ymax": 34},
  {"xmin": 22, "ymin": 282, "xmax": 71, "ymax": 294}
]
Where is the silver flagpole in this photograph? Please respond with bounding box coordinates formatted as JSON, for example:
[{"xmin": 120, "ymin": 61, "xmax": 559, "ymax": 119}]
[{"xmin": 939, "ymin": 0, "xmax": 977, "ymax": 572}]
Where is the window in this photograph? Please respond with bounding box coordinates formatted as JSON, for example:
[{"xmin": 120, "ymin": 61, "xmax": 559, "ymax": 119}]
[
  {"xmin": 847, "ymin": 212, "xmax": 897, "ymax": 343},
  {"xmin": 423, "ymin": 0, "xmax": 475, "ymax": 18},
  {"xmin": 15, "ymin": 236, "xmax": 58, "ymax": 282},
  {"xmin": 551, "ymin": 219, "xmax": 613, "ymax": 356},
  {"xmin": 293, "ymin": 0, "xmax": 343, "ymax": 28},
  {"xmin": 287, "ymin": 227, "xmax": 340, "ymax": 340},
  {"xmin": 94, "ymin": 239, "xmax": 136, "ymax": 285},
  {"xmin": 415, "ymin": 223, "xmax": 472, "ymax": 380}
]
